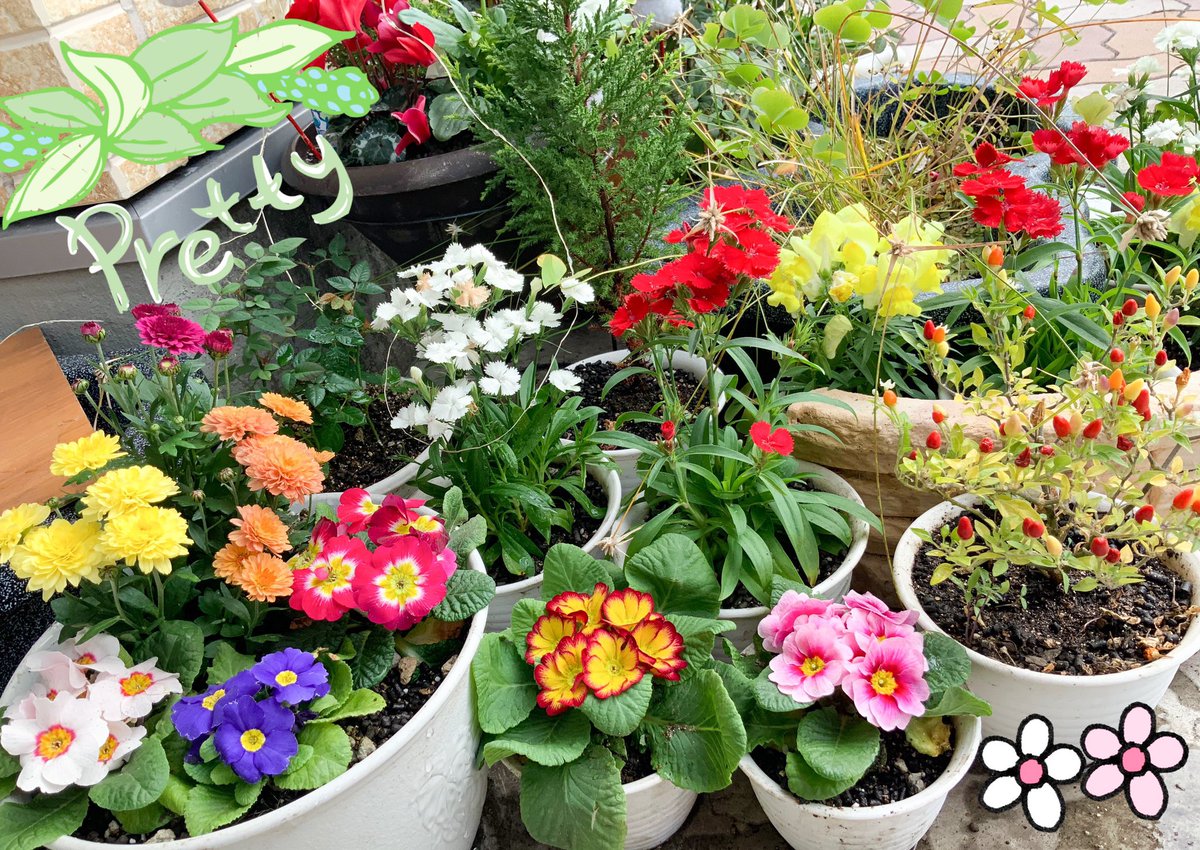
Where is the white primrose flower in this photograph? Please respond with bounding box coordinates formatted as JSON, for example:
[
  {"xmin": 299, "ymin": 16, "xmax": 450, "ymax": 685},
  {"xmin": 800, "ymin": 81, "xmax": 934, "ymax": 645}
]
[
  {"xmin": 548, "ymin": 369, "xmax": 581, "ymax": 393},
  {"xmin": 528, "ymin": 301, "xmax": 563, "ymax": 330},
  {"xmin": 560, "ymin": 276, "xmax": 595, "ymax": 305},
  {"xmin": 25, "ymin": 633, "xmax": 121, "ymax": 693},
  {"xmin": 1145, "ymin": 119, "xmax": 1185, "ymax": 147},
  {"xmin": 2, "ymin": 696, "xmax": 111, "ymax": 793},
  {"xmin": 98, "ymin": 721, "xmax": 146, "ymax": 774},
  {"xmin": 479, "ymin": 362, "xmax": 522, "ymax": 396},
  {"xmin": 88, "ymin": 658, "xmax": 182, "ymax": 721},
  {"xmin": 391, "ymin": 403, "xmax": 430, "ymax": 430},
  {"xmin": 431, "ymin": 380, "xmax": 475, "ymax": 423}
]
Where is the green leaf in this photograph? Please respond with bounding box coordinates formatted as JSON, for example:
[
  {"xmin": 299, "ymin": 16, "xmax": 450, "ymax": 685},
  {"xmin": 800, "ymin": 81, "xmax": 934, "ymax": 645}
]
[
  {"xmin": 482, "ymin": 709, "xmax": 592, "ymax": 766},
  {"xmin": 131, "ymin": 19, "xmax": 238, "ymax": 104},
  {"xmin": 923, "ymin": 685, "xmax": 991, "ymax": 717},
  {"xmin": 228, "ymin": 21, "xmax": 350, "ymax": 76},
  {"xmin": 234, "ymin": 780, "xmax": 263, "ymax": 807},
  {"xmin": 540, "ymin": 543, "xmax": 611, "ymax": 599},
  {"xmin": 140, "ymin": 619, "xmax": 205, "ymax": 689},
  {"xmin": 0, "ymin": 89, "xmax": 102, "ymax": 131},
  {"xmin": 60, "ymin": 45, "xmax": 150, "ymax": 136},
  {"xmin": 447, "ymin": 515, "xmax": 487, "ymax": 559},
  {"xmin": 922, "ymin": 632, "xmax": 971, "ymax": 693},
  {"xmin": 0, "ymin": 786, "xmax": 89, "ymax": 850},
  {"xmin": 173, "ymin": 72, "xmax": 291, "ymax": 127},
  {"xmin": 579, "ymin": 676, "xmax": 652, "ymax": 736},
  {"xmin": 184, "ymin": 784, "xmax": 253, "ymax": 836},
  {"xmin": 318, "ymin": 688, "xmax": 386, "ymax": 722},
  {"xmin": 795, "ymin": 707, "xmax": 880, "ymax": 783},
  {"xmin": 428, "ymin": 92, "xmax": 471, "ymax": 141},
  {"xmin": 625, "ymin": 534, "xmax": 721, "ymax": 618},
  {"xmin": 348, "ymin": 624, "xmax": 395, "ymax": 688},
  {"xmin": 905, "ymin": 716, "xmax": 953, "ymax": 757},
  {"xmin": 159, "ymin": 774, "xmax": 192, "ymax": 815},
  {"xmin": 430, "ymin": 568, "xmax": 496, "ymax": 621},
  {"xmin": 472, "ymin": 633, "xmax": 538, "ymax": 734},
  {"xmin": 645, "ymin": 669, "xmax": 746, "ymax": 792},
  {"xmin": 112, "ymin": 110, "xmax": 212, "ymax": 163},
  {"xmin": 282, "ymin": 744, "xmax": 315, "ymax": 777},
  {"xmin": 784, "ymin": 751, "xmax": 857, "ymax": 801},
  {"xmin": 274, "ymin": 722, "xmax": 351, "ymax": 791},
  {"xmin": 0, "ymin": 749, "xmax": 18, "ymax": 779},
  {"xmin": 520, "ymin": 745, "xmax": 626, "ymax": 850},
  {"xmin": 753, "ymin": 667, "xmax": 810, "ymax": 713},
  {"xmin": 751, "ymin": 87, "xmax": 809, "ymax": 133},
  {"xmin": 209, "ymin": 642, "xmax": 256, "ymax": 684},
  {"xmin": 113, "ymin": 803, "xmax": 169, "ymax": 835},
  {"xmin": 89, "ymin": 737, "xmax": 170, "ymax": 812},
  {"xmin": 6, "ymin": 134, "xmax": 104, "ymax": 226},
  {"xmin": 507, "ymin": 598, "xmax": 547, "ymax": 641}
]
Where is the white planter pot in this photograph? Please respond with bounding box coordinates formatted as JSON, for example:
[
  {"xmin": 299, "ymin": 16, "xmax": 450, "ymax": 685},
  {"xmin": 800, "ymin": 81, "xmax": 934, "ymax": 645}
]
[
  {"xmin": 893, "ymin": 498, "xmax": 1200, "ymax": 742},
  {"xmin": 486, "ymin": 466, "xmax": 622, "ymax": 632},
  {"xmin": 504, "ymin": 761, "xmax": 696, "ymax": 850},
  {"xmin": 291, "ymin": 448, "xmax": 430, "ymax": 513},
  {"xmin": 740, "ymin": 715, "xmax": 981, "ymax": 850},
  {"xmin": 631, "ymin": 0, "xmax": 682, "ymax": 29},
  {"xmin": 1, "ymin": 536, "xmax": 492, "ymax": 850},
  {"xmin": 614, "ymin": 461, "xmax": 870, "ymax": 656},
  {"xmin": 568, "ymin": 349, "xmax": 725, "ymax": 499}
]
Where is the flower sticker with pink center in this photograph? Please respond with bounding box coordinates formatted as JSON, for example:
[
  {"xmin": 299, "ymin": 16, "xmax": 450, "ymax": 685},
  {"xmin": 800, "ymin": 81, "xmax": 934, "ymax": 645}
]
[
  {"xmin": 1081, "ymin": 702, "xmax": 1188, "ymax": 820},
  {"xmin": 979, "ymin": 715, "xmax": 1083, "ymax": 831}
]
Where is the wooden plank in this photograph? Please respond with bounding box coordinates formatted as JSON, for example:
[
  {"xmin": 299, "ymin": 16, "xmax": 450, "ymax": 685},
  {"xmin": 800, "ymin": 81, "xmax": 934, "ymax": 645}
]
[{"xmin": 0, "ymin": 329, "xmax": 93, "ymax": 509}]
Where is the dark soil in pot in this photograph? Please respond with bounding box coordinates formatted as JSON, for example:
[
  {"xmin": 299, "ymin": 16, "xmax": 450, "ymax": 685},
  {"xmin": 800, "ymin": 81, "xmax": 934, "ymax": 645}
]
[
  {"xmin": 76, "ymin": 636, "xmax": 466, "ymax": 843},
  {"xmin": 570, "ymin": 359, "xmax": 706, "ymax": 444},
  {"xmin": 324, "ymin": 392, "xmax": 429, "ymax": 492},
  {"xmin": 619, "ymin": 738, "xmax": 657, "ymax": 785},
  {"xmin": 752, "ymin": 726, "xmax": 955, "ymax": 807},
  {"xmin": 913, "ymin": 532, "xmax": 1196, "ymax": 675}
]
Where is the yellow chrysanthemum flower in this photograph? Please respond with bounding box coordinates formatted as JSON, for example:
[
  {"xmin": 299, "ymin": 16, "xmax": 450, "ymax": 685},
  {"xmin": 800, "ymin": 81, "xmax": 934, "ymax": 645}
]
[
  {"xmin": 0, "ymin": 503, "xmax": 51, "ymax": 563},
  {"xmin": 81, "ymin": 466, "xmax": 179, "ymax": 521},
  {"xmin": 50, "ymin": 432, "xmax": 126, "ymax": 478},
  {"xmin": 10, "ymin": 519, "xmax": 106, "ymax": 600},
  {"xmin": 99, "ymin": 506, "xmax": 192, "ymax": 575}
]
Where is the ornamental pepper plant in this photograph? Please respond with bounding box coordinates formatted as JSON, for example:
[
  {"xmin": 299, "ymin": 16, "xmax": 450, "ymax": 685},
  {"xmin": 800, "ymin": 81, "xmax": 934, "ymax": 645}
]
[
  {"xmin": 471, "ymin": 536, "xmax": 746, "ymax": 850},
  {"xmin": 730, "ymin": 589, "xmax": 989, "ymax": 802}
]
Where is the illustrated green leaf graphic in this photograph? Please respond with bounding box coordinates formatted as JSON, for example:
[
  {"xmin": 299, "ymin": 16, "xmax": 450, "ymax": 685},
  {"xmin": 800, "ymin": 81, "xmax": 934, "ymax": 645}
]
[
  {"xmin": 112, "ymin": 110, "xmax": 214, "ymax": 163},
  {"xmin": 645, "ymin": 669, "xmax": 746, "ymax": 792},
  {"xmin": 0, "ymin": 786, "xmax": 89, "ymax": 850},
  {"xmin": 795, "ymin": 706, "xmax": 880, "ymax": 783},
  {"xmin": 482, "ymin": 708, "xmax": 592, "ymax": 766},
  {"xmin": 173, "ymin": 73, "xmax": 290, "ymax": 127},
  {"xmin": 228, "ymin": 21, "xmax": 352, "ymax": 76},
  {"xmin": 60, "ymin": 45, "xmax": 151, "ymax": 135},
  {"xmin": 472, "ymin": 633, "xmax": 538, "ymax": 734},
  {"xmin": 5, "ymin": 134, "xmax": 105, "ymax": 227},
  {"xmin": 0, "ymin": 89, "xmax": 102, "ymax": 131},
  {"xmin": 274, "ymin": 722, "xmax": 352, "ymax": 791},
  {"xmin": 131, "ymin": 19, "xmax": 238, "ymax": 104},
  {"xmin": 88, "ymin": 737, "xmax": 170, "ymax": 812},
  {"xmin": 520, "ymin": 745, "xmax": 626, "ymax": 850}
]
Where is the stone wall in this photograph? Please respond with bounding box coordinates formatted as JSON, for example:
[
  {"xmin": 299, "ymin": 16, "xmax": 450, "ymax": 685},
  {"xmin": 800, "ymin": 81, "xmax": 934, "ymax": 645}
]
[{"xmin": 0, "ymin": 0, "xmax": 293, "ymax": 215}]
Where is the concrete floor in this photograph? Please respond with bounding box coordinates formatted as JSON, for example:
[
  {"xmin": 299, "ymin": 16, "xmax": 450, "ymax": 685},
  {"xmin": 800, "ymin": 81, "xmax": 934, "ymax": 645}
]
[{"xmin": 476, "ymin": 655, "xmax": 1199, "ymax": 850}]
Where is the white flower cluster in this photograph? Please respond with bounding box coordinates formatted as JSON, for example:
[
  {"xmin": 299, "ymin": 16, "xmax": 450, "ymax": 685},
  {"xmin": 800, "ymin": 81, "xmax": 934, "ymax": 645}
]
[
  {"xmin": 1154, "ymin": 22, "xmax": 1200, "ymax": 54},
  {"xmin": 2, "ymin": 633, "xmax": 181, "ymax": 794},
  {"xmin": 1141, "ymin": 118, "xmax": 1200, "ymax": 154}
]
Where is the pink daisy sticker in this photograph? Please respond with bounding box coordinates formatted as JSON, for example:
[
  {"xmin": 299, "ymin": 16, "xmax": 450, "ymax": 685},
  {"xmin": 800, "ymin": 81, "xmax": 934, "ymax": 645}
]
[{"xmin": 1081, "ymin": 703, "xmax": 1188, "ymax": 820}]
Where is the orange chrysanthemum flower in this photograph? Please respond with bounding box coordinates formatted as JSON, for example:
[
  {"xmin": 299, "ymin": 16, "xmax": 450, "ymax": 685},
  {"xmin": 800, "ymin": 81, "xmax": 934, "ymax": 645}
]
[
  {"xmin": 233, "ymin": 435, "xmax": 326, "ymax": 502},
  {"xmin": 229, "ymin": 505, "xmax": 292, "ymax": 555},
  {"xmin": 259, "ymin": 392, "xmax": 313, "ymax": 425},
  {"xmin": 201, "ymin": 406, "xmax": 279, "ymax": 442},
  {"xmin": 230, "ymin": 552, "xmax": 293, "ymax": 602},
  {"xmin": 213, "ymin": 542, "xmax": 251, "ymax": 580}
]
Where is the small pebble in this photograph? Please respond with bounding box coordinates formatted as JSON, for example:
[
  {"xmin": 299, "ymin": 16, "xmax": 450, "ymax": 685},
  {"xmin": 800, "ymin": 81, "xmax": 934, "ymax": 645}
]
[{"xmin": 145, "ymin": 829, "xmax": 176, "ymax": 844}]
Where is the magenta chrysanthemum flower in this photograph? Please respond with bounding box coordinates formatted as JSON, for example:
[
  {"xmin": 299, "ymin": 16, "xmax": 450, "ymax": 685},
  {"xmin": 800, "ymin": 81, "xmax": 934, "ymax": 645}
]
[
  {"xmin": 842, "ymin": 637, "xmax": 930, "ymax": 731},
  {"xmin": 131, "ymin": 303, "xmax": 181, "ymax": 320},
  {"xmin": 769, "ymin": 624, "xmax": 854, "ymax": 702},
  {"xmin": 136, "ymin": 314, "xmax": 207, "ymax": 355},
  {"xmin": 757, "ymin": 591, "xmax": 845, "ymax": 653}
]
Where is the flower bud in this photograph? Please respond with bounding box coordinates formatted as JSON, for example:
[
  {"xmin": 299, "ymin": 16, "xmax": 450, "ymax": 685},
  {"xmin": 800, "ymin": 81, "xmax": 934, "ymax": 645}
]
[
  {"xmin": 1022, "ymin": 304, "xmax": 1036, "ymax": 321},
  {"xmin": 1105, "ymin": 547, "xmax": 1121, "ymax": 563},
  {"xmin": 1122, "ymin": 298, "xmax": 1139, "ymax": 317},
  {"xmin": 72, "ymin": 379, "xmax": 90, "ymax": 395},
  {"xmin": 934, "ymin": 341, "xmax": 950, "ymax": 358},
  {"xmin": 1110, "ymin": 348, "xmax": 1125, "ymax": 364},
  {"xmin": 1108, "ymin": 369, "xmax": 1126, "ymax": 394},
  {"xmin": 1178, "ymin": 368, "xmax": 1192, "ymax": 391},
  {"xmin": 191, "ymin": 489, "xmax": 206, "ymax": 503},
  {"xmin": 157, "ymin": 356, "xmax": 180, "ymax": 377},
  {"xmin": 203, "ymin": 329, "xmax": 233, "ymax": 359},
  {"xmin": 1045, "ymin": 536, "xmax": 1063, "ymax": 557},
  {"xmin": 116, "ymin": 363, "xmax": 138, "ymax": 382},
  {"xmin": 661, "ymin": 420, "xmax": 676, "ymax": 442},
  {"xmin": 923, "ymin": 320, "xmax": 936, "ymax": 341},
  {"xmin": 1023, "ymin": 518, "xmax": 1045, "ymax": 538},
  {"xmin": 1186, "ymin": 268, "xmax": 1199, "ymax": 290},
  {"xmin": 1165, "ymin": 308, "xmax": 1180, "ymax": 329},
  {"xmin": 1165, "ymin": 265, "xmax": 1182, "ymax": 287},
  {"xmin": 1113, "ymin": 311, "xmax": 1125, "ymax": 327},
  {"xmin": 957, "ymin": 516, "xmax": 974, "ymax": 540},
  {"xmin": 1145, "ymin": 293, "xmax": 1162, "ymax": 319},
  {"xmin": 218, "ymin": 467, "xmax": 238, "ymax": 484},
  {"xmin": 984, "ymin": 245, "xmax": 1004, "ymax": 267},
  {"xmin": 931, "ymin": 326, "xmax": 947, "ymax": 344},
  {"xmin": 80, "ymin": 321, "xmax": 105, "ymax": 343},
  {"xmin": 410, "ymin": 366, "xmax": 423, "ymax": 383}
]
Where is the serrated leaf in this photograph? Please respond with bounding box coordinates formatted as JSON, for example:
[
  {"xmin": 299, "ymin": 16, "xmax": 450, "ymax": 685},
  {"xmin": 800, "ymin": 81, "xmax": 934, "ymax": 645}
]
[
  {"xmin": 923, "ymin": 685, "xmax": 991, "ymax": 717},
  {"xmin": 579, "ymin": 675, "xmax": 651, "ymax": 736},
  {"xmin": 0, "ymin": 786, "xmax": 89, "ymax": 850},
  {"xmin": 113, "ymin": 803, "xmax": 169, "ymax": 835},
  {"xmin": 347, "ymin": 624, "xmax": 395, "ymax": 689},
  {"xmin": 540, "ymin": 543, "xmax": 611, "ymax": 599},
  {"xmin": 626, "ymin": 534, "xmax": 721, "ymax": 618},
  {"xmin": 752, "ymin": 666, "xmax": 810, "ymax": 713},
  {"xmin": 482, "ymin": 709, "xmax": 591, "ymax": 766},
  {"xmin": 472, "ymin": 633, "xmax": 538, "ymax": 734},
  {"xmin": 184, "ymin": 784, "xmax": 253, "ymax": 836},
  {"xmin": 89, "ymin": 737, "xmax": 170, "ymax": 812},
  {"xmin": 209, "ymin": 642, "xmax": 256, "ymax": 684},
  {"xmin": 318, "ymin": 688, "xmax": 386, "ymax": 721},
  {"xmin": 795, "ymin": 706, "xmax": 879, "ymax": 783},
  {"xmin": 431, "ymin": 568, "xmax": 495, "ymax": 621},
  {"xmin": 273, "ymin": 722, "xmax": 351, "ymax": 791},
  {"xmin": 645, "ymin": 669, "xmax": 746, "ymax": 792},
  {"xmin": 520, "ymin": 745, "xmax": 626, "ymax": 850}
]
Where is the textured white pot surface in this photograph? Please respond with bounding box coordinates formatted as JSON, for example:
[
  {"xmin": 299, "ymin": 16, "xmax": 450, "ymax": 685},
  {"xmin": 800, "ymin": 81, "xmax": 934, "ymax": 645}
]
[
  {"xmin": 615, "ymin": 460, "xmax": 870, "ymax": 657},
  {"xmin": 893, "ymin": 498, "xmax": 1200, "ymax": 742},
  {"xmin": 1, "ymin": 532, "xmax": 491, "ymax": 850},
  {"xmin": 567, "ymin": 349, "xmax": 725, "ymax": 499},
  {"xmin": 631, "ymin": 0, "xmax": 682, "ymax": 28},
  {"xmin": 740, "ymin": 715, "xmax": 981, "ymax": 850},
  {"xmin": 485, "ymin": 466, "xmax": 622, "ymax": 632}
]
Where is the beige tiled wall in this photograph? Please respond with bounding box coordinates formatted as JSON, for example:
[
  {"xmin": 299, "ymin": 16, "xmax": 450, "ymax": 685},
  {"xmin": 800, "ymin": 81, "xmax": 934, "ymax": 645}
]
[{"xmin": 0, "ymin": 0, "xmax": 295, "ymax": 215}]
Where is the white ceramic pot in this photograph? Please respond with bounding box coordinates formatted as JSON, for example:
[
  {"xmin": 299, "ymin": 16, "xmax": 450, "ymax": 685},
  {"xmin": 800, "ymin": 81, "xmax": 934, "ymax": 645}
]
[
  {"xmin": 614, "ymin": 460, "xmax": 870, "ymax": 656},
  {"xmin": 740, "ymin": 715, "xmax": 981, "ymax": 850},
  {"xmin": 632, "ymin": 0, "xmax": 682, "ymax": 29},
  {"xmin": 1, "ymin": 537, "xmax": 492, "ymax": 850},
  {"xmin": 893, "ymin": 498, "xmax": 1200, "ymax": 742},
  {"xmin": 568, "ymin": 349, "xmax": 726, "ymax": 499},
  {"xmin": 504, "ymin": 761, "xmax": 696, "ymax": 850},
  {"xmin": 291, "ymin": 448, "xmax": 430, "ymax": 514},
  {"xmin": 486, "ymin": 466, "xmax": 622, "ymax": 632}
]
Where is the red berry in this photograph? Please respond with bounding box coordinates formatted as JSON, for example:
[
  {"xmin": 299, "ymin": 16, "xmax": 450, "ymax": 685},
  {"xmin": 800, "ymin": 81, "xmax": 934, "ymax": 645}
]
[
  {"xmin": 1133, "ymin": 389, "xmax": 1151, "ymax": 418},
  {"xmin": 932, "ymin": 405, "xmax": 947, "ymax": 424},
  {"xmin": 1090, "ymin": 537, "xmax": 1110, "ymax": 558},
  {"xmin": 1023, "ymin": 518, "xmax": 1045, "ymax": 538},
  {"xmin": 923, "ymin": 319, "xmax": 936, "ymax": 341},
  {"xmin": 957, "ymin": 516, "xmax": 974, "ymax": 540},
  {"xmin": 926, "ymin": 431, "xmax": 943, "ymax": 450},
  {"xmin": 907, "ymin": 449, "xmax": 918, "ymax": 460},
  {"xmin": 1135, "ymin": 505, "xmax": 1156, "ymax": 524},
  {"xmin": 1156, "ymin": 350, "xmax": 1169, "ymax": 367},
  {"xmin": 1113, "ymin": 311, "xmax": 1125, "ymax": 327},
  {"xmin": 1106, "ymin": 547, "xmax": 1121, "ymax": 563},
  {"xmin": 1052, "ymin": 415, "xmax": 1071, "ymax": 439},
  {"xmin": 1040, "ymin": 445, "xmax": 1055, "ymax": 456},
  {"xmin": 1173, "ymin": 488, "xmax": 1196, "ymax": 510},
  {"xmin": 1023, "ymin": 304, "xmax": 1036, "ymax": 321},
  {"xmin": 1116, "ymin": 435, "xmax": 1134, "ymax": 452},
  {"xmin": 1110, "ymin": 348, "xmax": 1125, "ymax": 363},
  {"xmin": 1122, "ymin": 298, "xmax": 1138, "ymax": 317},
  {"xmin": 1082, "ymin": 419, "xmax": 1103, "ymax": 439},
  {"xmin": 1015, "ymin": 447, "xmax": 1032, "ymax": 467},
  {"xmin": 979, "ymin": 437, "xmax": 995, "ymax": 453}
]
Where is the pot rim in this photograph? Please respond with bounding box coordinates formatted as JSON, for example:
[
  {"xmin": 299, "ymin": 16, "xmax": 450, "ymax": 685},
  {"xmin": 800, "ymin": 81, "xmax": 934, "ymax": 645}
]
[
  {"xmin": 23, "ymin": 512, "xmax": 491, "ymax": 849},
  {"xmin": 893, "ymin": 496, "xmax": 1200, "ymax": 686},
  {"xmin": 738, "ymin": 714, "xmax": 981, "ymax": 821},
  {"xmin": 492, "ymin": 464, "xmax": 622, "ymax": 598},
  {"xmin": 501, "ymin": 757, "xmax": 687, "ymax": 796}
]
